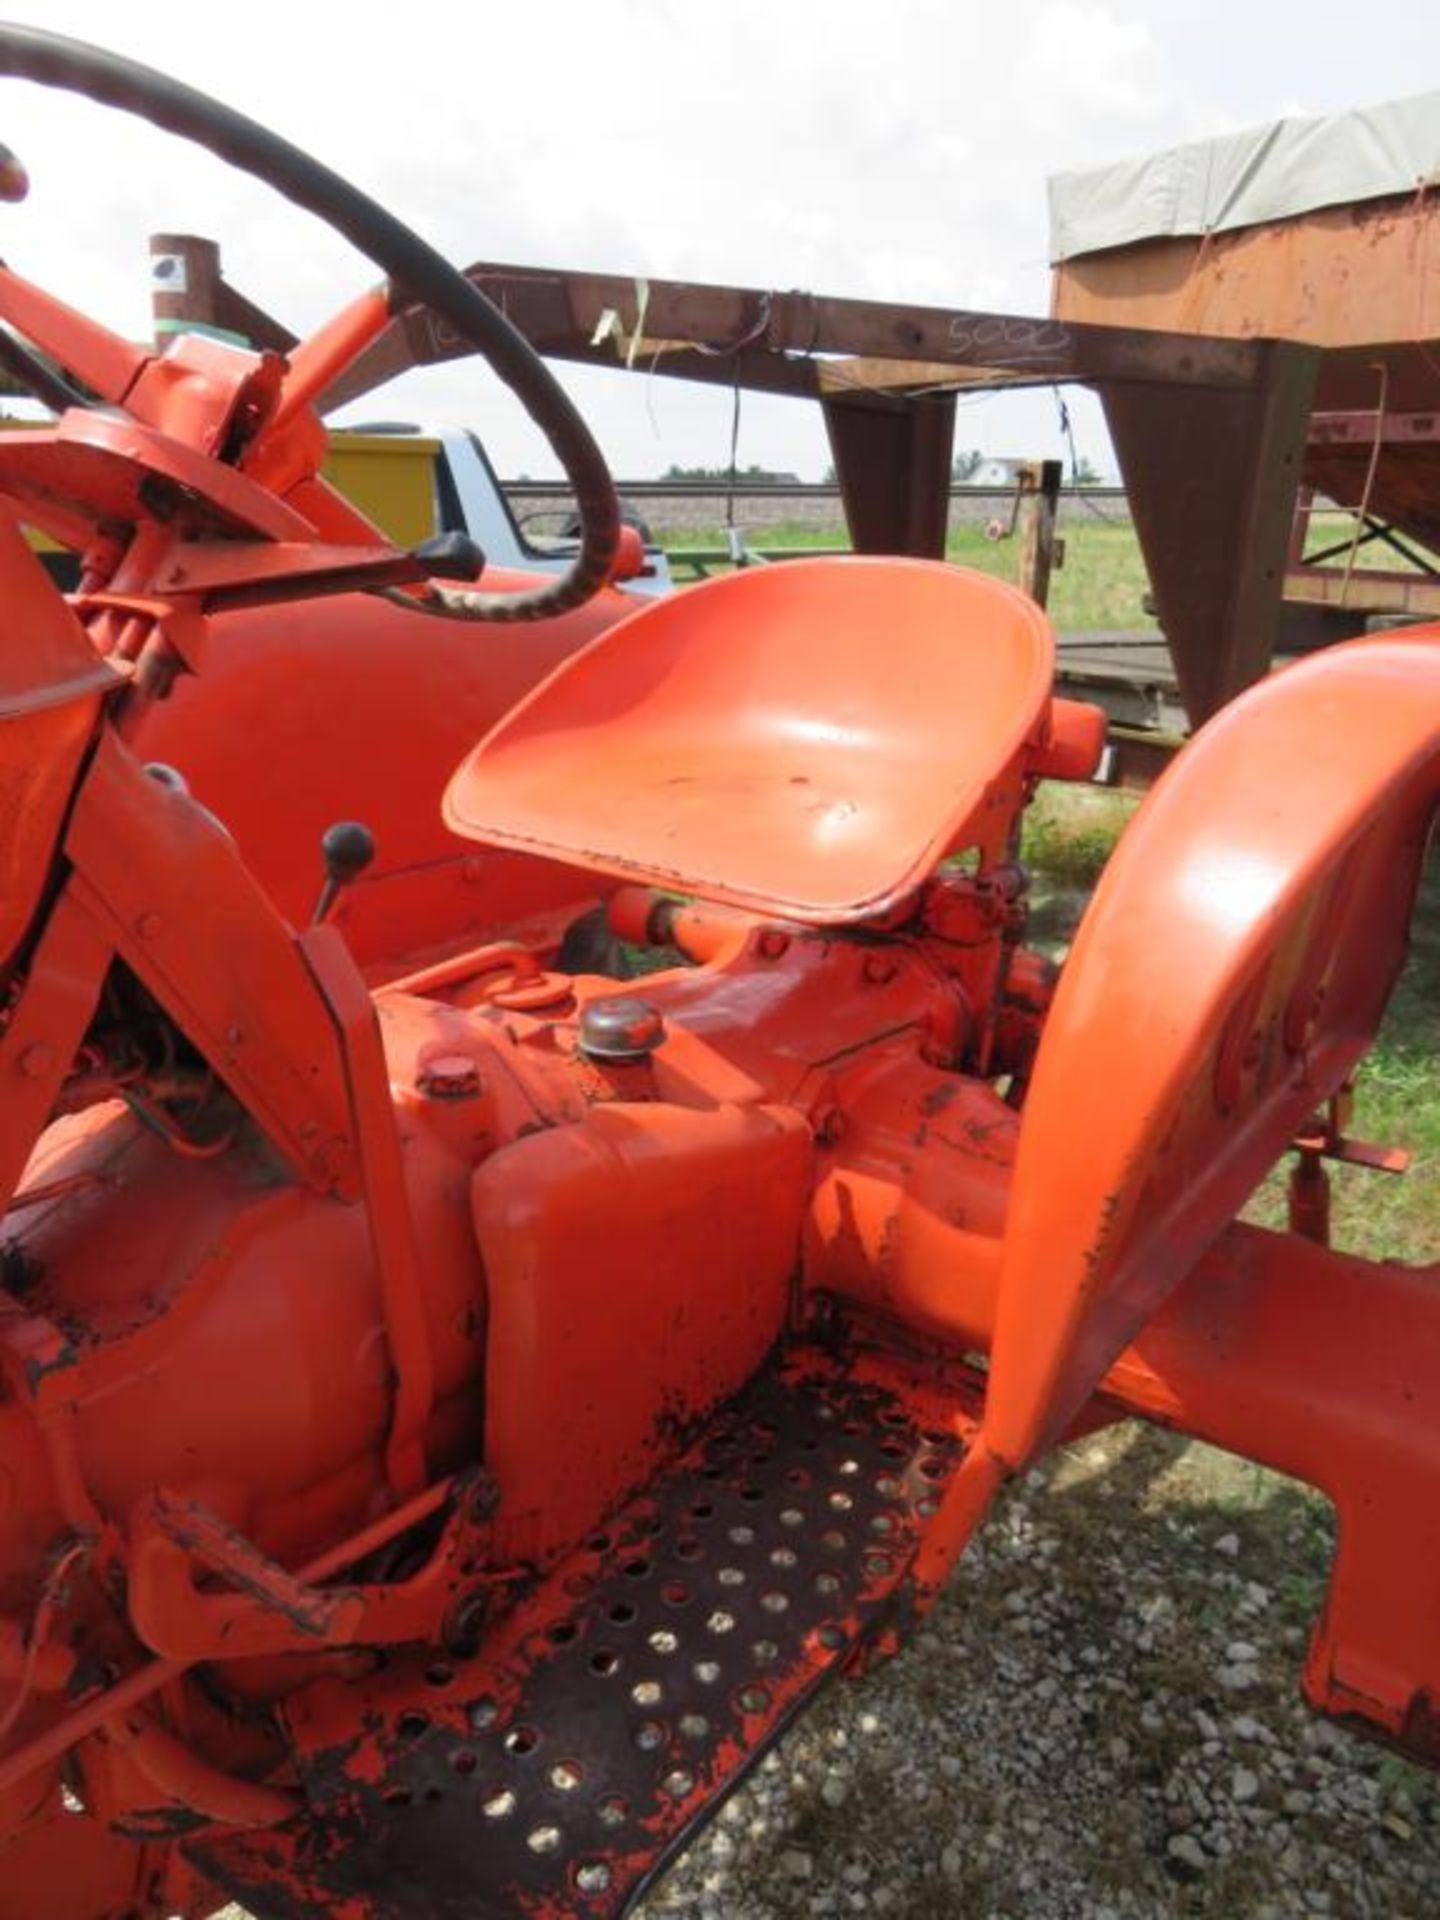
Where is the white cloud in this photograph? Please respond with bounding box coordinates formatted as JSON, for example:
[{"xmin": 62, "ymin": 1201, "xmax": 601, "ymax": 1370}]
[
  {"xmin": 0, "ymin": 0, "xmax": 1431, "ymax": 479},
  {"xmin": 1022, "ymin": 3, "xmax": 1167, "ymax": 127}
]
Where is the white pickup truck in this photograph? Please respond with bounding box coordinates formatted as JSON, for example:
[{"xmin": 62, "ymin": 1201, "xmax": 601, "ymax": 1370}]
[{"xmin": 327, "ymin": 423, "xmax": 673, "ymax": 595}]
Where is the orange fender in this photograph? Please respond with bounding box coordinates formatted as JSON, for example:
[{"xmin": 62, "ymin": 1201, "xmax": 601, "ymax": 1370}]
[
  {"xmin": 916, "ymin": 630, "xmax": 1440, "ymax": 1593},
  {"xmin": 987, "ymin": 628, "xmax": 1440, "ymax": 1470}
]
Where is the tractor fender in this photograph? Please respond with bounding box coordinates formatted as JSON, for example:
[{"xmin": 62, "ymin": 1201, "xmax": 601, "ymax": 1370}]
[{"xmin": 984, "ymin": 628, "xmax": 1440, "ymax": 1472}]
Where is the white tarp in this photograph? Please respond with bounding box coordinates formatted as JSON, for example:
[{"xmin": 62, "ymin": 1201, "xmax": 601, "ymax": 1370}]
[{"xmin": 1049, "ymin": 90, "xmax": 1440, "ymax": 264}]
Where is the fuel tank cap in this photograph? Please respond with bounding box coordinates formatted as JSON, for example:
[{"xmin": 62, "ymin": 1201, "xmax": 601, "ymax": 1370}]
[{"xmin": 578, "ymin": 995, "xmax": 666, "ymax": 1062}]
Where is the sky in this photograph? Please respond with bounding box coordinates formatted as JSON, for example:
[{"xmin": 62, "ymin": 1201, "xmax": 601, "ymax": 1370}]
[{"xmin": 0, "ymin": 2, "xmax": 1435, "ymax": 481}]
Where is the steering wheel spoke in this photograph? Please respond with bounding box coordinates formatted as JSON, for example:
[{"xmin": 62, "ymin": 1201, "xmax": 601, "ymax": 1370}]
[
  {"xmin": 0, "ymin": 260, "xmax": 147, "ymax": 405},
  {"xmin": 0, "ymin": 24, "xmax": 622, "ymax": 622},
  {"xmin": 269, "ymin": 285, "xmax": 396, "ymax": 440}
]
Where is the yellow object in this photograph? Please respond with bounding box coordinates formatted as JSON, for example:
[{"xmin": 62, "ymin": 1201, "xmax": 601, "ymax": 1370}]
[{"xmin": 320, "ymin": 432, "xmax": 443, "ymax": 549}]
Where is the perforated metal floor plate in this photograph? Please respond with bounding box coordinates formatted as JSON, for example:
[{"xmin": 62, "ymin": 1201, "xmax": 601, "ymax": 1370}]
[{"xmin": 198, "ymin": 1346, "xmax": 972, "ymax": 1920}]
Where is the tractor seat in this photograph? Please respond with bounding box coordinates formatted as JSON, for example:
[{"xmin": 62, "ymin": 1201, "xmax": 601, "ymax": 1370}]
[{"xmin": 443, "ymin": 556, "xmax": 1055, "ymax": 925}]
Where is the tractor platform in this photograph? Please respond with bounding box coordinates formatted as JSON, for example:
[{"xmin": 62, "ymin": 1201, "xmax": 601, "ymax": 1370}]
[{"xmin": 198, "ymin": 1342, "xmax": 976, "ymax": 1918}]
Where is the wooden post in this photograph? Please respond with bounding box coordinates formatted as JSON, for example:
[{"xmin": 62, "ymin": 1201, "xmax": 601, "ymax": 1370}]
[
  {"xmin": 149, "ymin": 233, "xmax": 224, "ymax": 346},
  {"xmin": 1015, "ymin": 459, "xmax": 1063, "ymax": 607},
  {"xmin": 148, "ymin": 233, "xmax": 298, "ymax": 356}
]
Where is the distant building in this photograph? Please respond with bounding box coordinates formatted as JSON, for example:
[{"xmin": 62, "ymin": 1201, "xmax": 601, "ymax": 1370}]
[{"xmin": 968, "ymin": 456, "xmax": 1027, "ymax": 488}]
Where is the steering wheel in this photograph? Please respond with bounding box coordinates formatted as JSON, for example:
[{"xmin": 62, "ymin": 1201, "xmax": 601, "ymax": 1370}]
[{"xmin": 0, "ymin": 24, "xmax": 622, "ymax": 622}]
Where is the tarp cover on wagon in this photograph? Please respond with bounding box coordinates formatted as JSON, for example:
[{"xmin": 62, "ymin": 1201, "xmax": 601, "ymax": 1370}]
[{"xmin": 1048, "ymin": 89, "xmax": 1440, "ymax": 263}]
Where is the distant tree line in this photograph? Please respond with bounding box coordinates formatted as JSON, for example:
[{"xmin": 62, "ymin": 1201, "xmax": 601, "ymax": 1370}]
[
  {"xmin": 818, "ymin": 449, "xmax": 1104, "ymax": 486},
  {"xmin": 660, "ymin": 462, "xmax": 800, "ymax": 484},
  {"xmin": 522, "ymin": 449, "xmax": 1106, "ymax": 485}
]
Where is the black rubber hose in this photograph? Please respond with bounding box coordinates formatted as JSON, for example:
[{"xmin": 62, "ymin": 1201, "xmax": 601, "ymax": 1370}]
[{"xmin": 0, "ymin": 22, "xmax": 622, "ymax": 621}]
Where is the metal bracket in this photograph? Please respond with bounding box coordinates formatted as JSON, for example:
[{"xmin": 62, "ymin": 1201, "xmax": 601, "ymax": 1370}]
[{"xmin": 128, "ymin": 1474, "xmax": 496, "ymax": 1663}]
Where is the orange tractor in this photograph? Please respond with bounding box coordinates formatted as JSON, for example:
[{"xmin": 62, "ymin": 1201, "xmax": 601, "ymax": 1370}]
[{"xmin": 0, "ymin": 26, "xmax": 1437, "ymax": 1920}]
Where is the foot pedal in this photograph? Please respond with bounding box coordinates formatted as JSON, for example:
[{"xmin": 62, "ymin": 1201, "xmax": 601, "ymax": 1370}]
[{"xmin": 197, "ymin": 1346, "xmax": 972, "ymax": 1917}]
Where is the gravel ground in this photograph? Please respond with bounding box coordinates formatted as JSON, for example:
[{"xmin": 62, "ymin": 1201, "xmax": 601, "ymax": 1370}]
[
  {"xmin": 222, "ymin": 1422, "xmax": 1439, "ymax": 1919},
  {"xmin": 625, "ymin": 1423, "xmax": 1440, "ymax": 1920},
  {"xmin": 638, "ymin": 867, "xmax": 1440, "ymax": 1917}
]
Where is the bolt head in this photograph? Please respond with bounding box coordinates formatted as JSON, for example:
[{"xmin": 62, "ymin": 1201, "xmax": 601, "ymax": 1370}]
[{"xmin": 417, "ymin": 1055, "xmax": 483, "ymax": 1100}]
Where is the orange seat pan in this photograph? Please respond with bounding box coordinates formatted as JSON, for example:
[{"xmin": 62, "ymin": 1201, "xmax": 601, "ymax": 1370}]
[{"xmin": 444, "ymin": 557, "xmax": 1055, "ymax": 924}]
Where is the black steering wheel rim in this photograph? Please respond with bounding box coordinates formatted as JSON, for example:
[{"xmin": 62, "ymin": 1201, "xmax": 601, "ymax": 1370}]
[{"xmin": 0, "ymin": 21, "xmax": 623, "ymax": 622}]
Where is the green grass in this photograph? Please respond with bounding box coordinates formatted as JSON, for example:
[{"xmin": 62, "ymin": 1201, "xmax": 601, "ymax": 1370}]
[
  {"xmin": 1023, "ymin": 782, "xmax": 1140, "ymax": 890},
  {"xmin": 659, "ymin": 501, "xmax": 1440, "ymax": 633},
  {"xmin": 947, "ymin": 515, "xmax": 1155, "ymax": 632},
  {"xmin": 1244, "ymin": 848, "xmax": 1440, "ymax": 1263},
  {"xmin": 1304, "ymin": 509, "xmax": 1433, "ymax": 574},
  {"xmin": 655, "ymin": 514, "xmax": 1157, "ymax": 633}
]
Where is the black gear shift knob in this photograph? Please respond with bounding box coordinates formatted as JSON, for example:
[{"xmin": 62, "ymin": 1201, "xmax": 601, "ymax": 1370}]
[{"xmin": 313, "ymin": 820, "xmax": 376, "ymax": 923}]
